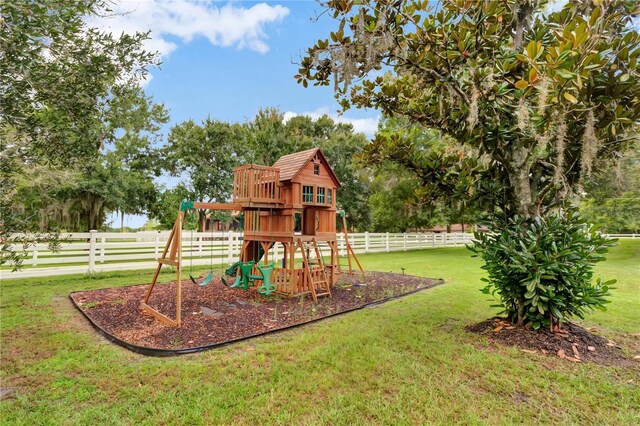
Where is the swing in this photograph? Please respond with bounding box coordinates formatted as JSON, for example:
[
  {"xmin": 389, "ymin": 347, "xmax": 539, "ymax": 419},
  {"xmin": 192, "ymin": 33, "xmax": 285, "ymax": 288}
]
[{"xmin": 188, "ymin": 209, "xmax": 215, "ymax": 286}]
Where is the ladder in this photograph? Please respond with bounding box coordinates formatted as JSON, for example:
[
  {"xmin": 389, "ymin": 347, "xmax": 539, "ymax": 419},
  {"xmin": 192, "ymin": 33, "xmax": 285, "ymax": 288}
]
[{"xmin": 298, "ymin": 238, "xmax": 331, "ymax": 303}]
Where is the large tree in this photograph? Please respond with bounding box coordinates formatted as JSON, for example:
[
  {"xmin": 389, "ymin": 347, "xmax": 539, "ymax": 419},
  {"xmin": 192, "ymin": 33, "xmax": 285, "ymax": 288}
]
[
  {"xmin": 163, "ymin": 119, "xmax": 246, "ymax": 230},
  {"xmin": 298, "ymin": 0, "xmax": 639, "ymax": 217},
  {"xmin": 1, "ymin": 0, "xmax": 159, "ymax": 266},
  {"xmin": 368, "ymin": 116, "xmax": 486, "ymax": 231},
  {"xmin": 11, "ymin": 86, "xmax": 168, "ymax": 232},
  {"xmin": 298, "ymin": 0, "xmax": 639, "ymax": 328},
  {"xmin": 581, "ymin": 140, "xmax": 640, "ymax": 233},
  {"xmin": 369, "ymin": 162, "xmax": 437, "ymax": 232}
]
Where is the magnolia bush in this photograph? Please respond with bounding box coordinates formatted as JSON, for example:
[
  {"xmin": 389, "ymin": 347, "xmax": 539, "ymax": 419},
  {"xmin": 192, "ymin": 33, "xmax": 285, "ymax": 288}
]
[{"xmin": 470, "ymin": 208, "xmax": 617, "ymax": 329}]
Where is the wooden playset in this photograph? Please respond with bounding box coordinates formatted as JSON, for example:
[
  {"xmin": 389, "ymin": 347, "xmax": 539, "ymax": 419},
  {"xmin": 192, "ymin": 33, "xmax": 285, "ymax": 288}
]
[{"xmin": 142, "ymin": 148, "xmax": 364, "ymax": 326}]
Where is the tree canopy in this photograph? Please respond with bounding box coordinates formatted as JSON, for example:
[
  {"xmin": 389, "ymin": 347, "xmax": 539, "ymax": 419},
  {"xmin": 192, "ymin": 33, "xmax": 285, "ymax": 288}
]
[
  {"xmin": 298, "ymin": 0, "xmax": 640, "ymax": 218},
  {"xmin": 1, "ymin": 1, "xmax": 162, "ymax": 267}
]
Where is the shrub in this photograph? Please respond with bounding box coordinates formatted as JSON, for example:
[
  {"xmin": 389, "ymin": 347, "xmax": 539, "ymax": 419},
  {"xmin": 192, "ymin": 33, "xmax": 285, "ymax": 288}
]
[{"xmin": 469, "ymin": 208, "xmax": 617, "ymax": 330}]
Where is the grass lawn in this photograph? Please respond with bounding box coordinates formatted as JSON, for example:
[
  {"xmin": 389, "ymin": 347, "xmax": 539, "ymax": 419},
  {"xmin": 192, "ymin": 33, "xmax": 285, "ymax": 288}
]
[{"xmin": 1, "ymin": 241, "xmax": 639, "ymax": 424}]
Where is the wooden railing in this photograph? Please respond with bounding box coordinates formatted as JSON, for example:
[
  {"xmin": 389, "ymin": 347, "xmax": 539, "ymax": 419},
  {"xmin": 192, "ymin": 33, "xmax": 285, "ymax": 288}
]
[{"xmin": 233, "ymin": 164, "xmax": 283, "ymax": 204}]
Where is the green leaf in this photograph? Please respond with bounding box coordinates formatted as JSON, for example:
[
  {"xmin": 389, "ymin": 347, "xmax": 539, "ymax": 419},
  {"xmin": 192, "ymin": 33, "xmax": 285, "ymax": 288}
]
[{"xmin": 555, "ymin": 69, "xmax": 575, "ymax": 79}]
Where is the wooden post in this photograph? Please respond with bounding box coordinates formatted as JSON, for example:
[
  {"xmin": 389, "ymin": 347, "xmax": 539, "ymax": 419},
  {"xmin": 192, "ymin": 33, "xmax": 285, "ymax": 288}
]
[
  {"xmin": 227, "ymin": 231, "xmax": 234, "ymax": 264},
  {"xmin": 341, "ymin": 216, "xmax": 353, "ymax": 274},
  {"xmin": 386, "ymin": 232, "xmax": 390, "ymax": 252},
  {"xmin": 88, "ymin": 230, "xmax": 97, "ymax": 274},
  {"xmin": 403, "ymin": 233, "xmax": 407, "ymax": 251},
  {"xmin": 330, "ymin": 240, "xmax": 336, "ymax": 285},
  {"xmin": 141, "ymin": 213, "xmax": 181, "ymax": 327},
  {"xmin": 289, "ymin": 242, "xmax": 296, "ymax": 296},
  {"xmin": 365, "ymin": 231, "xmax": 370, "ymax": 253}
]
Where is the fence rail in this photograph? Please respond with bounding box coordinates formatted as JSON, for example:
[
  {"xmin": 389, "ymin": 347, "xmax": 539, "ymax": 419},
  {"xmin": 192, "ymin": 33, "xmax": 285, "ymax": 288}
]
[
  {"xmin": 2, "ymin": 232, "xmax": 636, "ymax": 280},
  {"xmin": 1, "ymin": 231, "xmax": 477, "ymax": 280}
]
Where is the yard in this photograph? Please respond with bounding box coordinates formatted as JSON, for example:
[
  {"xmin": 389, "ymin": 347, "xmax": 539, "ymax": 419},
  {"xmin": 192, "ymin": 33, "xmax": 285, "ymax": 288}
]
[{"xmin": 1, "ymin": 241, "xmax": 639, "ymax": 424}]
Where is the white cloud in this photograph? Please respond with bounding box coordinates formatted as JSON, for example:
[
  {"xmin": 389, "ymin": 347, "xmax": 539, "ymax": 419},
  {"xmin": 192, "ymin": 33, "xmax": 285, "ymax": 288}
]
[
  {"xmin": 88, "ymin": 0, "xmax": 290, "ymax": 59},
  {"xmin": 542, "ymin": 0, "xmax": 569, "ymax": 15},
  {"xmin": 283, "ymin": 107, "xmax": 379, "ymax": 137}
]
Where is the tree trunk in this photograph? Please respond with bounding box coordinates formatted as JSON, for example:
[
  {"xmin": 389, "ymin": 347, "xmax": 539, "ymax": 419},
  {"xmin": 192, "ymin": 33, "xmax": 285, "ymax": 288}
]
[
  {"xmin": 121, "ymin": 211, "xmax": 125, "ymax": 232},
  {"xmin": 198, "ymin": 210, "xmax": 207, "ymax": 232},
  {"xmin": 517, "ymin": 299, "xmax": 525, "ymax": 327},
  {"xmin": 510, "ymin": 161, "xmax": 535, "ymax": 217}
]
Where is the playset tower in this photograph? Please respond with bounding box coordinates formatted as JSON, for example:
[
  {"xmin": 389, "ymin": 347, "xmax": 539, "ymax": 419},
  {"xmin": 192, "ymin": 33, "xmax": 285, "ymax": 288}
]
[{"xmin": 142, "ymin": 148, "xmax": 363, "ymax": 326}]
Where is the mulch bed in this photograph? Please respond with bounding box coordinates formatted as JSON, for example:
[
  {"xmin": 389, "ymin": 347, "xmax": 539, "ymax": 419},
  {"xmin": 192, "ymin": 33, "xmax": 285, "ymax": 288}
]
[
  {"xmin": 70, "ymin": 271, "xmax": 443, "ymax": 354},
  {"xmin": 467, "ymin": 317, "xmax": 634, "ymax": 366}
]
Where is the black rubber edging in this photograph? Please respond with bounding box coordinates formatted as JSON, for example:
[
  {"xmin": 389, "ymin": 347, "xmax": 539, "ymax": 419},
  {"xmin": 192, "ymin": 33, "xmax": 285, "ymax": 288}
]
[{"xmin": 69, "ymin": 278, "xmax": 445, "ymax": 357}]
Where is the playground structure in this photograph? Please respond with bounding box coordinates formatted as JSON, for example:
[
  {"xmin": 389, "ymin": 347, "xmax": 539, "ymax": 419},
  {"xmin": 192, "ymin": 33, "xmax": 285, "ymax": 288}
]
[{"xmin": 142, "ymin": 148, "xmax": 364, "ymax": 326}]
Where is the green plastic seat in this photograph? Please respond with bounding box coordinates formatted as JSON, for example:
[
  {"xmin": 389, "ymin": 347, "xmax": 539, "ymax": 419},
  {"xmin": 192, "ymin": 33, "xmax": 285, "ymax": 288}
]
[
  {"xmin": 237, "ymin": 261, "xmax": 259, "ymax": 290},
  {"xmin": 257, "ymin": 264, "xmax": 275, "ymax": 295}
]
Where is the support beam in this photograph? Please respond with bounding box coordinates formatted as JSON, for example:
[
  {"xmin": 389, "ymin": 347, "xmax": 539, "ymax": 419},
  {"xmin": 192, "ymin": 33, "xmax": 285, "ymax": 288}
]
[{"xmin": 192, "ymin": 202, "xmax": 242, "ymax": 211}]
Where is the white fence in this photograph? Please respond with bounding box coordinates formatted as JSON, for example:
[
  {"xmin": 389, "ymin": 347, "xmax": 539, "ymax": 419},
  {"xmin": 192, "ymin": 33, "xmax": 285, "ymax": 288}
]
[{"xmin": 1, "ymin": 231, "xmax": 476, "ymax": 280}]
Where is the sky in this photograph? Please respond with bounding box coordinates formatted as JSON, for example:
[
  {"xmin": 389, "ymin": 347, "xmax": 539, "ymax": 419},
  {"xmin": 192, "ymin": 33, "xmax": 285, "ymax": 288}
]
[
  {"xmin": 93, "ymin": 0, "xmax": 380, "ymax": 228},
  {"xmin": 93, "ymin": 0, "xmax": 380, "ymax": 134}
]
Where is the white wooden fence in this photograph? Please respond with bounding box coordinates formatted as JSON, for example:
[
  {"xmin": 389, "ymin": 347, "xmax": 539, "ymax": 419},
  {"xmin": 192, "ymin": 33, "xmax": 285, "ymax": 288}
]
[{"xmin": 1, "ymin": 231, "xmax": 476, "ymax": 280}]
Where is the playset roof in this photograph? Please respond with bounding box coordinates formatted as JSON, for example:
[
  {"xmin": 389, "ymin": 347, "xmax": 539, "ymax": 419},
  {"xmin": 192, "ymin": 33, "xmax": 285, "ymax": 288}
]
[{"xmin": 271, "ymin": 147, "xmax": 341, "ymax": 187}]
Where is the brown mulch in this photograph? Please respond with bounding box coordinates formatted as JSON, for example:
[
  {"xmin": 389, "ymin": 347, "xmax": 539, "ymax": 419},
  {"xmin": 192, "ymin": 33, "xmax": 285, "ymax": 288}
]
[
  {"xmin": 466, "ymin": 317, "xmax": 635, "ymax": 366},
  {"xmin": 70, "ymin": 271, "xmax": 442, "ymax": 352}
]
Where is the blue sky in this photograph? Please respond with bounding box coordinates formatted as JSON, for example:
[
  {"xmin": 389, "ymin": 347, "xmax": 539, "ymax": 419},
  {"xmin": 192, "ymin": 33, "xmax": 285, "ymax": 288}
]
[
  {"xmin": 95, "ymin": 1, "xmax": 379, "ymax": 134},
  {"xmin": 94, "ymin": 1, "xmax": 379, "ymax": 228}
]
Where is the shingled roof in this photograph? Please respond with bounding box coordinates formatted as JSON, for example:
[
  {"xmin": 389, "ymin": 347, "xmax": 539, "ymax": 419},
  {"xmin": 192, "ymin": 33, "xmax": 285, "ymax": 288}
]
[{"xmin": 272, "ymin": 147, "xmax": 341, "ymax": 187}]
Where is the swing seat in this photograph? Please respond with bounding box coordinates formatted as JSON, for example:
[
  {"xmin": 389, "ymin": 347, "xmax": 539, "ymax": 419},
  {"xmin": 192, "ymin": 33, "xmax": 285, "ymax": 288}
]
[
  {"xmin": 235, "ymin": 261, "xmax": 258, "ymax": 290},
  {"xmin": 257, "ymin": 264, "xmax": 275, "ymax": 296},
  {"xmin": 228, "ymin": 274, "xmax": 242, "ymax": 288},
  {"xmin": 198, "ymin": 271, "xmax": 214, "ymax": 287}
]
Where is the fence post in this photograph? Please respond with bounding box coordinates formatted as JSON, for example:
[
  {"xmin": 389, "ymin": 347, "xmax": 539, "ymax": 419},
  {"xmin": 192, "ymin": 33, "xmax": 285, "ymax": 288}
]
[
  {"xmin": 385, "ymin": 232, "xmax": 390, "ymax": 252},
  {"xmin": 227, "ymin": 232, "xmax": 234, "ymax": 264},
  {"xmin": 365, "ymin": 232, "xmax": 370, "ymax": 253},
  {"xmin": 88, "ymin": 230, "xmax": 97, "ymax": 274},
  {"xmin": 154, "ymin": 233, "xmax": 159, "ymax": 257},
  {"xmin": 403, "ymin": 233, "xmax": 407, "ymax": 251}
]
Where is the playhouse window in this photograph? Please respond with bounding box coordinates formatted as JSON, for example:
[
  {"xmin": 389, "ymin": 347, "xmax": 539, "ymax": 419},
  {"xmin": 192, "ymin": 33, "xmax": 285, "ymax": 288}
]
[
  {"xmin": 314, "ymin": 164, "xmax": 320, "ymax": 175},
  {"xmin": 327, "ymin": 189, "xmax": 333, "ymax": 204},
  {"xmin": 317, "ymin": 187, "xmax": 325, "ymax": 204},
  {"xmin": 303, "ymin": 185, "xmax": 313, "ymax": 203}
]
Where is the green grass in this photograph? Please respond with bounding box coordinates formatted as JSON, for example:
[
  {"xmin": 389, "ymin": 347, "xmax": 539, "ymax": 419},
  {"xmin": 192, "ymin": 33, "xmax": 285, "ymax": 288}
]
[{"xmin": 1, "ymin": 241, "xmax": 639, "ymax": 425}]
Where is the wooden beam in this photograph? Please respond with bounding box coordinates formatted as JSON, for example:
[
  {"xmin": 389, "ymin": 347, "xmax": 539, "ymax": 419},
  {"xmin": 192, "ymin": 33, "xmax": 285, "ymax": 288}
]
[
  {"xmin": 141, "ymin": 303, "xmax": 179, "ymax": 327},
  {"xmin": 192, "ymin": 202, "xmax": 242, "ymax": 211},
  {"xmin": 157, "ymin": 258, "xmax": 179, "ymax": 267},
  {"xmin": 143, "ymin": 217, "xmax": 178, "ymax": 304}
]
